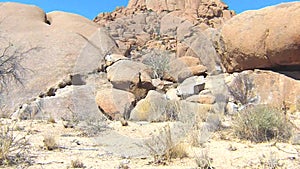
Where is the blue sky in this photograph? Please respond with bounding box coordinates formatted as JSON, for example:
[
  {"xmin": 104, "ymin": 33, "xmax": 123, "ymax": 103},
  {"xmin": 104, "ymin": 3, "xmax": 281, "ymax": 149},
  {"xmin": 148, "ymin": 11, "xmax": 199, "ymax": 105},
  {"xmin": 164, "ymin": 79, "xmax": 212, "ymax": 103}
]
[{"xmin": 0, "ymin": 0, "xmax": 298, "ymax": 20}]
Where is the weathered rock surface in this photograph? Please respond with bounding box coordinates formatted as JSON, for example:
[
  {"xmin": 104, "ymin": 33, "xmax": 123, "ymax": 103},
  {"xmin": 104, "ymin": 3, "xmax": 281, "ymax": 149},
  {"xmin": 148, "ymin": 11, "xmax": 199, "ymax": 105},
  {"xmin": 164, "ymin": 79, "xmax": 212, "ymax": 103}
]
[
  {"xmin": 0, "ymin": 2, "xmax": 116, "ymax": 116},
  {"xmin": 168, "ymin": 56, "xmax": 207, "ymax": 82},
  {"xmin": 130, "ymin": 90, "xmax": 211, "ymax": 123},
  {"xmin": 221, "ymin": 2, "xmax": 300, "ymax": 72},
  {"xmin": 47, "ymin": 11, "xmax": 100, "ymax": 37},
  {"xmin": 130, "ymin": 90, "xmax": 168, "ymax": 122},
  {"xmin": 177, "ymin": 76, "xmax": 205, "ymax": 97},
  {"xmin": 12, "ymin": 86, "xmax": 103, "ymax": 121},
  {"xmin": 95, "ymin": 88, "xmax": 135, "ymax": 119},
  {"xmin": 227, "ymin": 70, "xmax": 300, "ymax": 108},
  {"xmin": 106, "ymin": 60, "xmax": 153, "ymax": 91},
  {"xmin": 186, "ymin": 94, "xmax": 216, "ymax": 104},
  {"xmin": 174, "ymin": 27, "xmax": 225, "ymax": 75}
]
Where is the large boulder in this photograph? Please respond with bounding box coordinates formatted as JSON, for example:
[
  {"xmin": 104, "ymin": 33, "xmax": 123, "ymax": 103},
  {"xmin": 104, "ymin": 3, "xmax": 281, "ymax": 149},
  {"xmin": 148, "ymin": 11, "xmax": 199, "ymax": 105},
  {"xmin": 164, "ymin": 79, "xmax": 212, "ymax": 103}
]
[
  {"xmin": 168, "ymin": 56, "xmax": 207, "ymax": 82},
  {"xmin": 129, "ymin": 90, "xmax": 168, "ymax": 122},
  {"xmin": 12, "ymin": 86, "xmax": 102, "ymax": 121},
  {"xmin": 0, "ymin": 2, "xmax": 117, "ymax": 116},
  {"xmin": 130, "ymin": 90, "xmax": 211, "ymax": 123},
  {"xmin": 95, "ymin": 88, "xmax": 136, "ymax": 119},
  {"xmin": 47, "ymin": 11, "xmax": 101, "ymax": 37},
  {"xmin": 179, "ymin": 28, "xmax": 225, "ymax": 75},
  {"xmin": 221, "ymin": 2, "xmax": 300, "ymax": 72},
  {"xmin": 106, "ymin": 60, "xmax": 153, "ymax": 91},
  {"xmin": 227, "ymin": 70, "xmax": 300, "ymax": 109}
]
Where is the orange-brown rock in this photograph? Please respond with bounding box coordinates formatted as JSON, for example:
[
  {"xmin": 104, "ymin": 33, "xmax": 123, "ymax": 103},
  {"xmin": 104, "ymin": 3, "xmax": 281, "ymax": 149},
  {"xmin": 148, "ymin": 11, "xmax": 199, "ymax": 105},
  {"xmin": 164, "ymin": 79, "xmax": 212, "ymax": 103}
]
[
  {"xmin": 95, "ymin": 0, "xmax": 234, "ymax": 29},
  {"xmin": 228, "ymin": 70, "xmax": 300, "ymax": 108},
  {"xmin": 168, "ymin": 56, "xmax": 207, "ymax": 82},
  {"xmin": 95, "ymin": 88, "xmax": 135, "ymax": 119},
  {"xmin": 221, "ymin": 2, "xmax": 300, "ymax": 72}
]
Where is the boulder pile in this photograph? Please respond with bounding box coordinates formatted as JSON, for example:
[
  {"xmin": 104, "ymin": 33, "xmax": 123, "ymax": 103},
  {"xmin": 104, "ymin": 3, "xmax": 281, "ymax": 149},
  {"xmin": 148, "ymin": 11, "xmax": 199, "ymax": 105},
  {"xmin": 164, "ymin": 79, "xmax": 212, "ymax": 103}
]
[{"xmin": 0, "ymin": 1, "xmax": 299, "ymax": 128}]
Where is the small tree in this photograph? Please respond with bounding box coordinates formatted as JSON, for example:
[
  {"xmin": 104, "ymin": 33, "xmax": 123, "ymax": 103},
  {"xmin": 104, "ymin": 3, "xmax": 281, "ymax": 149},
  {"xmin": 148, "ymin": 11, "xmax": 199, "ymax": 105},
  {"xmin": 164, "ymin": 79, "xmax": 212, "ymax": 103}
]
[
  {"xmin": 0, "ymin": 36, "xmax": 40, "ymax": 116},
  {"xmin": 0, "ymin": 41, "xmax": 23, "ymax": 90}
]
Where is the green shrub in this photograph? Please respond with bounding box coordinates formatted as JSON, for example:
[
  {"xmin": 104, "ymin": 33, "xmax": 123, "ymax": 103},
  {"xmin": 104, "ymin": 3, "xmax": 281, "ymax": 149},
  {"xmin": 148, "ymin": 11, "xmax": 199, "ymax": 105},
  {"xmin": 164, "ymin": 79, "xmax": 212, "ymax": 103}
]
[{"xmin": 233, "ymin": 105, "xmax": 292, "ymax": 143}]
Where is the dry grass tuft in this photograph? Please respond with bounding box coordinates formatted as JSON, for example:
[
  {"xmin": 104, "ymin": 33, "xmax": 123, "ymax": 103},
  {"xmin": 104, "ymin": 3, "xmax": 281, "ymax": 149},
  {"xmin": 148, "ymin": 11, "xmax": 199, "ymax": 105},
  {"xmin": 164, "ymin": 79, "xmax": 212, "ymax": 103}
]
[
  {"xmin": 43, "ymin": 135, "xmax": 57, "ymax": 151},
  {"xmin": 144, "ymin": 124, "xmax": 188, "ymax": 165},
  {"xmin": 47, "ymin": 116, "xmax": 56, "ymax": 123},
  {"xmin": 71, "ymin": 159, "xmax": 85, "ymax": 168},
  {"xmin": 169, "ymin": 142, "xmax": 188, "ymax": 159},
  {"xmin": 195, "ymin": 149, "xmax": 214, "ymax": 169}
]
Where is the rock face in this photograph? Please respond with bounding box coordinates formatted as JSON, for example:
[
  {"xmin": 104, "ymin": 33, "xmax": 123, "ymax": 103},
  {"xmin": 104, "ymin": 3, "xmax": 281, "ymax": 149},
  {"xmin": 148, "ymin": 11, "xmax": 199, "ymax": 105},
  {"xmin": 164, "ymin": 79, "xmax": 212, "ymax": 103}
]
[
  {"xmin": 12, "ymin": 86, "xmax": 102, "ymax": 120},
  {"xmin": 221, "ymin": 2, "xmax": 300, "ymax": 72},
  {"xmin": 227, "ymin": 70, "xmax": 300, "ymax": 109},
  {"xmin": 47, "ymin": 11, "xmax": 101, "ymax": 37},
  {"xmin": 0, "ymin": 2, "xmax": 116, "ymax": 117}
]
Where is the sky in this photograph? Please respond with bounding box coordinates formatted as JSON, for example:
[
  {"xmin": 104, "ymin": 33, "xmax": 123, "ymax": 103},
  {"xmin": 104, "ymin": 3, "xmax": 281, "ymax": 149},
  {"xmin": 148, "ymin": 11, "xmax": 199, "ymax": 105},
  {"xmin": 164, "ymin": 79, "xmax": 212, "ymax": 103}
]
[{"xmin": 0, "ymin": 0, "xmax": 298, "ymax": 20}]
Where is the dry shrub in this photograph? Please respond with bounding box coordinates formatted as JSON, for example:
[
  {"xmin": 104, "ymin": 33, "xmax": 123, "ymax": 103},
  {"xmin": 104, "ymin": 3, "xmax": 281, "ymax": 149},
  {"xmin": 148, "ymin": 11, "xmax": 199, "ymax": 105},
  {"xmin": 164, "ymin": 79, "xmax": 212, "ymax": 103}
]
[
  {"xmin": 144, "ymin": 124, "xmax": 188, "ymax": 164},
  {"xmin": 142, "ymin": 50, "xmax": 170, "ymax": 79},
  {"xmin": 71, "ymin": 159, "xmax": 85, "ymax": 168},
  {"xmin": 43, "ymin": 135, "xmax": 57, "ymax": 151},
  {"xmin": 0, "ymin": 120, "xmax": 30, "ymax": 166},
  {"xmin": 47, "ymin": 115, "xmax": 56, "ymax": 123},
  {"xmin": 233, "ymin": 105, "xmax": 292, "ymax": 143},
  {"xmin": 169, "ymin": 142, "xmax": 188, "ymax": 159},
  {"xmin": 195, "ymin": 149, "xmax": 214, "ymax": 169}
]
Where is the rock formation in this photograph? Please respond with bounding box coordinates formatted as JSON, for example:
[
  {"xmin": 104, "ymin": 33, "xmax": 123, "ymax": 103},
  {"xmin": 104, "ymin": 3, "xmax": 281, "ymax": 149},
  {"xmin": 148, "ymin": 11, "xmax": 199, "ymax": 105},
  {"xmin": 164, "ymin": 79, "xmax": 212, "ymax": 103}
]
[
  {"xmin": 0, "ymin": 2, "xmax": 117, "ymax": 120},
  {"xmin": 0, "ymin": 1, "xmax": 299, "ymax": 124},
  {"xmin": 94, "ymin": 0, "xmax": 235, "ymax": 28}
]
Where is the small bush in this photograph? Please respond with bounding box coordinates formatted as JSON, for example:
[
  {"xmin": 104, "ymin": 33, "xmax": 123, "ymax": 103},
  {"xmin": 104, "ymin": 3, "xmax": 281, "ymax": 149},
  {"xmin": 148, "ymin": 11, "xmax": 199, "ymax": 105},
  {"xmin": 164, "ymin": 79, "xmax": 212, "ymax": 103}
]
[
  {"xmin": 71, "ymin": 159, "xmax": 85, "ymax": 168},
  {"xmin": 195, "ymin": 149, "xmax": 214, "ymax": 169},
  {"xmin": 233, "ymin": 105, "xmax": 292, "ymax": 143},
  {"xmin": 169, "ymin": 143, "xmax": 188, "ymax": 159},
  {"xmin": 144, "ymin": 124, "xmax": 172, "ymax": 164},
  {"xmin": 47, "ymin": 116, "xmax": 56, "ymax": 123},
  {"xmin": 43, "ymin": 135, "xmax": 57, "ymax": 151},
  {"xmin": 144, "ymin": 124, "xmax": 188, "ymax": 164},
  {"xmin": 142, "ymin": 51, "xmax": 170, "ymax": 79},
  {"xmin": 80, "ymin": 118, "xmax": 109, "ymax": 137},
  {"xmin": 0, "ymin": 120, "xmax": 30, "ymax": 166}
]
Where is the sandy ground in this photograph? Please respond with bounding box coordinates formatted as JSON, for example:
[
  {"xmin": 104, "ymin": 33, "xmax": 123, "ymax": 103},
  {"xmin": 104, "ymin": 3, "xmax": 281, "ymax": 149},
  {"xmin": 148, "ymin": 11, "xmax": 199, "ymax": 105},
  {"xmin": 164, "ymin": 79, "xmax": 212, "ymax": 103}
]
[{"xmin": 1, "ymin": 115, "xmax": 300, "ymax": 169}]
